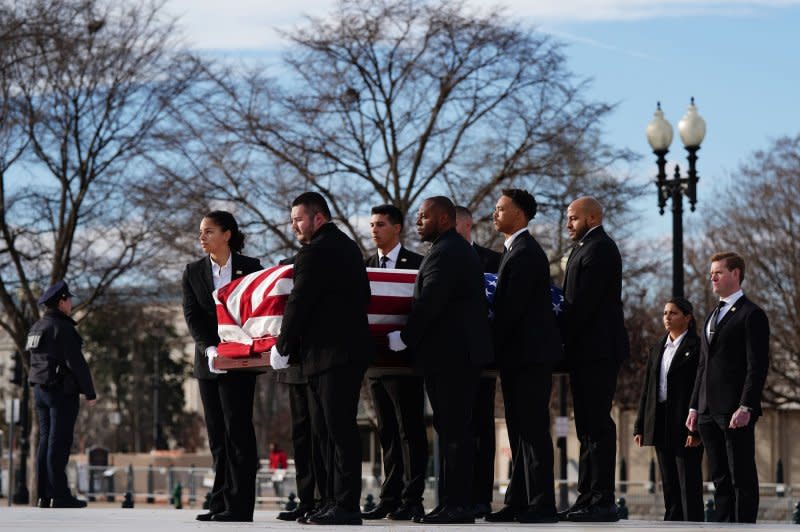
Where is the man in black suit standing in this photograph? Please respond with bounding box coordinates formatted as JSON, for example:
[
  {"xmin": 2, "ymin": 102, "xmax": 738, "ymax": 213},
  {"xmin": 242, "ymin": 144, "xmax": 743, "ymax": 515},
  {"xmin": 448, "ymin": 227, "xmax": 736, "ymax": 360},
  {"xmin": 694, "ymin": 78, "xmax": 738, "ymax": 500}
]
[
  {"xmin": 362, "ymin": 204, "xmax": 427, "ymax": 521},
  {"xmin": 484, "ymin": 189, "xmax": 562, "ymax": 524},
  {"xmin": 271, "ymin": 192, "xmax": 373, "ymax": 525},
  {"xmin": 560, "ymin": 196, "xmax": 629, "ymax": 522},
  {"xmin": 455, "ymin": 205, "xmax": 500, "ymax": 518},
  {"xmin": 388, "ymin": 196, "xmax": 493, "ymax": 524},
  {"xmin": 686, "ymin": 252, "xmax": 770, "ymax": 523}
]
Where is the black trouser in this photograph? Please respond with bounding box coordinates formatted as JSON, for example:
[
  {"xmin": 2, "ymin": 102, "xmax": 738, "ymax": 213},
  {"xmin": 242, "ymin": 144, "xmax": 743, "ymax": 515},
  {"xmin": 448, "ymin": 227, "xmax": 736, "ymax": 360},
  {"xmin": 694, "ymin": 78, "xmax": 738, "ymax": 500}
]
[
  {"xmin": 501, "ymin": 364, "xmax": 556, "ymax": 510},
  {"xmin": 35, "ymin": 386, "xmax": 79, "ymax": 500},
  {"xmin": 369, "ymin": 375, "xmax": 428, "ymax": 506},
  {"xmin": 569, "ymin": 360, "xmax": 619, "ymax": 507},
  {"xmin": 307, "ymin": 363, "xmax": 366, "ymax": 512},
  {"xmin": 653, "ymin": 402, "xmax": 704, "ymax": 522},
  {"xmin": 287, "ymin": 382, "xmax": 329, "ymax": 510},
  {"xmin": 198, "ymin": 372, "xmax": 258, "ymax": 519},
  {"xmin": 472, "ymin": 376, "xmax": 496, "ymax": 507},
  {"xmin": 698, "ymin": 413, "xmax": 759, "ymax": 523},
  {"xmin": 425, "ymin": 367, "xmax": 480, "ymax": 507}
]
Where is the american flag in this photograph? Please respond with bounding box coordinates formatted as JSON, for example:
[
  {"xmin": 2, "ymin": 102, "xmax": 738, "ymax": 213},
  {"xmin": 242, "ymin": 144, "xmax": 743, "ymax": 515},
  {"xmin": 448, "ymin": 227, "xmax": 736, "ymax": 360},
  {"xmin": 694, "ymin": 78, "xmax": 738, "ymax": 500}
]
[{"xmin": 214, "ymin": 267, "xmax": 564, "ymax": 359}]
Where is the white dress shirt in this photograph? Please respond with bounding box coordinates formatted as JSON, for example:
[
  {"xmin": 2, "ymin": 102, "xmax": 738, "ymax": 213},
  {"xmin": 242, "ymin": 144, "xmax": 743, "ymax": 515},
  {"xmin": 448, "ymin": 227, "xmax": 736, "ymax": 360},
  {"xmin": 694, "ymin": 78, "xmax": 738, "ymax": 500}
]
[
  {"xmin": 210, "ymin": 255, "xmax": 232, "ymax": 290},
  {"xmin": 705, "ymin": 289, "xmax": 744, "ymax": 340},
  {"xmin": 659, "ymin": 330, "xmax": 688, "ymax": 403},
  {"xmin": 377, "ymin": 242, "xmax": 402, "ymax": 269}
]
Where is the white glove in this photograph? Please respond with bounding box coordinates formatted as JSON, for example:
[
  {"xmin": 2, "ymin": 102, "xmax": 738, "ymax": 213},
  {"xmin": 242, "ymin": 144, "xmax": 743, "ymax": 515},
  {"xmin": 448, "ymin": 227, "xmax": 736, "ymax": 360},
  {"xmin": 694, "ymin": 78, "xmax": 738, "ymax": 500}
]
[
  {"xmin": 205, "ymin": 346, "xmax": 227, "ymax": 374},
  {"xmin": 270, "ymin": 345, "xmax": 290, "ymax": 370},
  {"xmin": 387, "ymin": 331, "xmax": 407, "ymax": 352}
]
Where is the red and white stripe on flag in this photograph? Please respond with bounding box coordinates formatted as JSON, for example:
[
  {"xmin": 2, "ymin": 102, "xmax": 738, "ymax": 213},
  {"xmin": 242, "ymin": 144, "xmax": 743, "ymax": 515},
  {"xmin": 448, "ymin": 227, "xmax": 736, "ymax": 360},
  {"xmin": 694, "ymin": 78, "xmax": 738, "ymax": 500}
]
[{"xmin": 214, "ymin": 265, "xmax": 416, "ymax": 358}]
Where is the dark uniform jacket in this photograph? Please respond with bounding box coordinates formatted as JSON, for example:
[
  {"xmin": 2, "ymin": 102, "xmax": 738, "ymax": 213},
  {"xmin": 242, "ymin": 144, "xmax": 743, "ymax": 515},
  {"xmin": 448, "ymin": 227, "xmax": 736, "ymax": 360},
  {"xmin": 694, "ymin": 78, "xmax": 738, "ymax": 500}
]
[
  {"xmin": 182, "ymin": 253, "xmax": 263, "ymax": 380},
  {"xmin": 27, "ymin": 309, "xmax": 96, "ymax": 399},
  {"xmin": 277, "ymin": 222, "xmax": 373, "ymax": 376},
  {"xmin": 492, "ymin": 231, "xmax": 562, "ymax": 369},
  {"xmin": 365, "ymin": 247, "xmax": 423, "ymax": 270},
  {"xmin": 561, "ymin": 225, "xmax": 629, "ymax": 364},
  {"xmin": 401, "ymin": 228, "xmax": 493, "ymax": 373},
  {"xmin": 690, "ymin": 295, "xmax": 770, "ymax": 417},
  {"xmin": 635, "ymin": 332, "xmax": 701, "ymax": 448},
  {"xmin": 473, "ymin": 243, "xmax": 500, "ymax": 274}
]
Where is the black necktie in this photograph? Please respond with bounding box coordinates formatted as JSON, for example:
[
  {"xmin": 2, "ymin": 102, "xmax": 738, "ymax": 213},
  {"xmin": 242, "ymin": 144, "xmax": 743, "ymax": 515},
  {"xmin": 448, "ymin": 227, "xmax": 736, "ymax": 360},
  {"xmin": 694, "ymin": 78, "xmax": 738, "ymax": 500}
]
[
  {"xmin": 709, "ymin": 300, "xmax": 727, "ymax": 335},
  {"xmin": 379, "ymin": 255, "xmax": 388, "ymax": 268}
]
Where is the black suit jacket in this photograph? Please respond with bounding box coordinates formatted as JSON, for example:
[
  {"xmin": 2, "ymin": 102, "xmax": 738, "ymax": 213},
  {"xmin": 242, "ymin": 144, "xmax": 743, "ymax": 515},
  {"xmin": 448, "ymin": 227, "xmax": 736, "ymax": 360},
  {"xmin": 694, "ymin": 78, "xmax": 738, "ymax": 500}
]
[
  {"xmin": 182, "ymin": 253, "xmax": 263, "ymax": 380},
  {"xmin": 277, "ymin": 222, "xmax": 373, "ymax": 376},
  {"xmin": 635, "ymin": 332, "xmax": 701, "ymax": 448},
  {"xmin": 689, "ymin": 295, "xmax": 770, "ymax": 416},
  {"xmin": 401, "ymin": 228, "xmax": 493, "ymax": 373},
  {"xmin": 492, "ymin": 231, "xmax": 562, "ymax": 369},
  {"xmin": 561, "ymin": 226, "xmax": 629, "ymax": 364},
  {"xmin": 365, "ymin": 246, "xmax": 423, "ymax": 269},
  {"xmin": 473, "ymin": 242, "xmax": 501, "ymax": 274}
]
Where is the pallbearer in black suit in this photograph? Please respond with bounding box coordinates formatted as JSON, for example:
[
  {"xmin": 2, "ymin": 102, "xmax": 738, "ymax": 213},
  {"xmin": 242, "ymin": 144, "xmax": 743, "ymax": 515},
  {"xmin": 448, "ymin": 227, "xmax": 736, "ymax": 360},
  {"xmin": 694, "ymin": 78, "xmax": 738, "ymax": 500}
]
[
  {"xmin": 560, "ymin": 197, "xmax": 629, "ymax": 522},
  {"xmin": 182, "ymin": 211, "xmax": 263, "ymax": 522},
  {"xmin": 387, "ymin": 196, "xmax": 493, "ymax": 525},
  {"xmin": 362, "ymin": 204, "xmax": 427, "ymax": 522},
  {"xmin": 687, "ymin": 252, "xmax": 770, "ymax": 523},
  {"xmin": 634, "ymin": 297, "xmax": 703, "ymax": 522},
  {"xmin": 271, "ymin": 192, "xmax": 373, "ymax": 526},
  {"xmin": 485, "ymin": 190, "xmax": 562, "ymax": 524},
  {"xmin": 274, "ymin": 255, "xmax": 331, "ymax": 523},
  {"xmin": 455, "ymin": 205, "xmax": 500, "ymax": 519}
]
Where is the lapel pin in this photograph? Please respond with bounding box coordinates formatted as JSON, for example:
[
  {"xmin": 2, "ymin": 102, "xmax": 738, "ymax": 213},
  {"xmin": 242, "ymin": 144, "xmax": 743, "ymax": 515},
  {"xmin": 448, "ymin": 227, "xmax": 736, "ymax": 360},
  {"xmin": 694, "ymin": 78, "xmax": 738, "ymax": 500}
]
[
  {"xmin": 400, "ymin": 258, "xmax": 407, "ymax": 262},
  {"xmin": 235, "ymin": 270, "xmax": 242, "ymax": 275}
]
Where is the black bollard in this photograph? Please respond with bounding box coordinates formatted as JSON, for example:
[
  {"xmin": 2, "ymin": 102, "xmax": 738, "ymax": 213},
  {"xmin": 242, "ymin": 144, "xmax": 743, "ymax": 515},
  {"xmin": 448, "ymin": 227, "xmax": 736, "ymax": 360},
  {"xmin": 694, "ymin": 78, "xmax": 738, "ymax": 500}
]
[
  {"xmin": 619, "ymin": 458, "xmax": 628, "ymax": 494},
  {"xmin": 146, "ymin": 465, "xmax": 155, "ymax": 504},
  {"xmin": 172, "ymin": 483, "xmax": 183, "ymax": 510},
  {"xmin": 616, "ymin": 497, "xmax": 628, "ymax": 520},
  {"xmin": 704, "ymin": 499, "xmax": 716, "ymax": 522},
  {"xmin": 363, "ymin": 494, "xmax": 376, "ymax": 512},
  {"xmin": 648, "ymin": 458, "xmax": 657, "ymax": 494},
  {"xmin": 792, "ymin": 501, "xmax": 800, "ymax": 524},
  {"xmin": 167, "ymin": 466, "xmax": 175, "ymax": 505},
  {"xmin": 105, "ymin": 469, "xmax": 115, "ymax": 502},
  {"xmin": 121, "ymin": 465, "xmax": 134, "ymax": 508},
  {"xmin": 285, "ymin": 492, "xmax": 298, "ymax": 511}
]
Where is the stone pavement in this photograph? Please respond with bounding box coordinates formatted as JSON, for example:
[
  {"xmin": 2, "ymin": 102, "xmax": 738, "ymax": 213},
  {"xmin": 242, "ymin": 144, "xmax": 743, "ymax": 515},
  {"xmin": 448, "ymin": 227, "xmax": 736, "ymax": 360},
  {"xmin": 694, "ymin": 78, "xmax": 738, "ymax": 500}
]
[{"xmin": 0, "ymin": 508, "xmax": 797, "ymax": 531}]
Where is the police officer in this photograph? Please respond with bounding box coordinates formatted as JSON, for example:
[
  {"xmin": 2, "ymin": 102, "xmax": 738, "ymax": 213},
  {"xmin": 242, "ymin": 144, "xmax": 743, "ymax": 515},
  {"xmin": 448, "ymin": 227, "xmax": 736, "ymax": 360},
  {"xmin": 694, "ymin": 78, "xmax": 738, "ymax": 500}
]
[{"xmin": 27, "ymin": 280, "xmax": 96, "ymax": 508}]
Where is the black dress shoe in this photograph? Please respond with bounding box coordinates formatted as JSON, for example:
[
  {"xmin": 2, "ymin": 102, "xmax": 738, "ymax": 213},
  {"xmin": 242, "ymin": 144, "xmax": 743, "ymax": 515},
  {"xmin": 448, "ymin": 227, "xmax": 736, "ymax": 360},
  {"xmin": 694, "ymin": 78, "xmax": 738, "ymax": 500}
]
[
  {"xmin": 278, "ymin": 506, "xmax": 313, "ymax": 521},
  {"xmin": 419, "ymin": 505, "xmax": 475, "ymax": 524},
  {"xmin": 485, "ymin": 505, "xmax": 519, "ymax": 522},
  {"xmin": 52, "ymin": 497, "xmax": 87, "ymax": 508},
  {"xmin": 518, "ymin": 505, "xmax": 559, "ymax": 524},
  {"xmin": 567, "ymin": 503, "xmax": 620, "ymax": 522},
  {"xmin": 196, "ymin": 512, "xmax": 216, "ymax": 521},
  {"xmin": 37, "ymin": 498, "xmax": 52, "ymax": 509},
  {"xmin": 361, "ymin": 503, "xmax": 398, "ymax": 520},
  {"xmin": 472, "ymin": 502, "xmax": 492, "ymax": 518},
  {"xmin": 557, "ymin": 503, "xmax": 586, "ymax": 520},
  {"xmin": 212, "ymin": 510, "xmax": 253, "ymax": 522},
  {"xmin": 299, "ymin": 503, "xmax": 332, "ymax": 523},
  {"xmin": 309, "ymin": 505, "xmax": 363, "ymax": 525},
  {"xmin": 387, "ymin": 502, "xmax": 424, "ymax": 521},
  {"xmin": 414, "ymin": 504, "xmax": 444, "ymax": 523}
]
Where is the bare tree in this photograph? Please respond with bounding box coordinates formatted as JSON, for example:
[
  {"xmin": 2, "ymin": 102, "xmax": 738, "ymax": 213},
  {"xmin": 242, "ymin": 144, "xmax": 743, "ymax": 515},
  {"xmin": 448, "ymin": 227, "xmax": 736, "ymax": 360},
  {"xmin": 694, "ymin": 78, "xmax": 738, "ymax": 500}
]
[
  {"xmin": 683, "ymin": 134, "xmax": 800, "ymax": 407},
  {"xmin": 147, "ymin": 0, "xmax": 640, "ymax": 265},
  {"xmin": 0, "ymin": 0, "xmax": 200, "ymax": 354}
]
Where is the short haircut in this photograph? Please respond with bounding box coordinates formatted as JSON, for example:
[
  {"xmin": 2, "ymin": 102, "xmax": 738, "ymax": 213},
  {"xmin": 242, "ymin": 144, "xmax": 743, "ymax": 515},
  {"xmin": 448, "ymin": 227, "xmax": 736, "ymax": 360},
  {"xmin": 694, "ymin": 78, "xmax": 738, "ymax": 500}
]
[
  {"xmin": 428, "ymin": 196, "xmax": 456, "ymax": 224},
  {"xmin": 454, "ymin": 205, "xmax": 472, "ymax": 220},
  {"xmin": 292, "ymin": 192, "xmax": 332, "ymax": 220},
  {"xmin": 502, "ymin": 188, "xmax": 537, "ymax": 221},
  {"xmin": 710, "ymin": 251, "xmax": 746, "ymax": 283},
  {"xmin": 371, "ymin": 204, "xmax": 404, "ymax": 229}
]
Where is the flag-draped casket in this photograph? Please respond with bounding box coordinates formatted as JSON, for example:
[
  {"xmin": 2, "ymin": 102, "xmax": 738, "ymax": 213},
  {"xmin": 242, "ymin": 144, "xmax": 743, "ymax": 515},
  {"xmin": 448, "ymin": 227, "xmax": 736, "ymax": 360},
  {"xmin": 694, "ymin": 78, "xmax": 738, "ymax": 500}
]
[{"xmin": 212, "ymin": 264, "xmax": 561, "ymax": 371}]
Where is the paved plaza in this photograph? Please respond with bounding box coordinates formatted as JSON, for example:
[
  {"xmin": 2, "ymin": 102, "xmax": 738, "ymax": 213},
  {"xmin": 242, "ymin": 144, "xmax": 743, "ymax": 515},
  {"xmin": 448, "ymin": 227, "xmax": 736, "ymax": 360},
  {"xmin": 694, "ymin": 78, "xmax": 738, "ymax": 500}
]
[{"xmin": 0, "ymin": 508, "xmax": 798, "ymax": 531}]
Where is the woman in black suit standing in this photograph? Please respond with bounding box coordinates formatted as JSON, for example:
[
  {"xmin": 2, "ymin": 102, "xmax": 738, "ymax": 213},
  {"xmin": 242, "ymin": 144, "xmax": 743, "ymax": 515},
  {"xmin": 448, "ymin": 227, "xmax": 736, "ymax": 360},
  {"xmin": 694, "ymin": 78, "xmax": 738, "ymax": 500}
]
[
  {"xmin": 182, "ymin": 211, "xmax": 263, "ymax": 522},
  {"xmin": 634, "ymin": 297, "xmax": 704, "ymax": 522}
]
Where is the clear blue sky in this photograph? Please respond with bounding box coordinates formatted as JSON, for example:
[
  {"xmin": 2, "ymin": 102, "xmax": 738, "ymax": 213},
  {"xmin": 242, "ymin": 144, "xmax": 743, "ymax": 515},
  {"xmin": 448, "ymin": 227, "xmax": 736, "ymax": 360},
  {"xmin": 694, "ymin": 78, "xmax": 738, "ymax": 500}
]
[{"xmin": 167, "ymin": 0, "xmax": 800, "ymax": 239}]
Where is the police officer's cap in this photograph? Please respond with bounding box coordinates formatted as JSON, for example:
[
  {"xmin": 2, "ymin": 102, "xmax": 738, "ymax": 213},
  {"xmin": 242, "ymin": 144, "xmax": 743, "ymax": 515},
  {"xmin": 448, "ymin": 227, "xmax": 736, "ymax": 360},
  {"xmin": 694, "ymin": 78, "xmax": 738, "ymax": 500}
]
[{"xmin": 37, "ymin": 280, "xmax": 74, "ymax": 306}]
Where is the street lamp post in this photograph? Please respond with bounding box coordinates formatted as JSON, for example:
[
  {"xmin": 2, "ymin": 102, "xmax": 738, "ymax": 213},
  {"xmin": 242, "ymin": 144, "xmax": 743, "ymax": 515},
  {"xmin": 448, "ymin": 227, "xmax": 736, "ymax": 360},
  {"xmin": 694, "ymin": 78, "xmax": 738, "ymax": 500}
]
[{"xmin": 646, "ymin": 98, "xmax": 707, "ymax": 297}]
